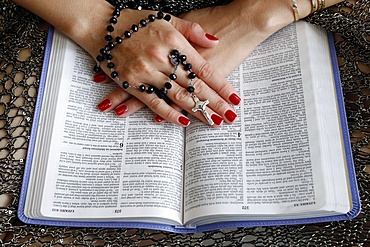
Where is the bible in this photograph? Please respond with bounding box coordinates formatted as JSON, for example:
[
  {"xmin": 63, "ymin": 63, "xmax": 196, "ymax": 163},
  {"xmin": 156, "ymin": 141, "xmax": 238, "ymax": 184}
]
[{"xmin": 18, "ymin": 21, "xmax": 360, "ymax": 233}]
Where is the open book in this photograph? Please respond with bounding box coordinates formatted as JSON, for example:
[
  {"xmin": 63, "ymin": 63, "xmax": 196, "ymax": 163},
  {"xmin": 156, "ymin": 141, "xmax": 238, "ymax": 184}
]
[{"xmin": 18, "ymin": 21, "xmax": 360, "ymax": 233}]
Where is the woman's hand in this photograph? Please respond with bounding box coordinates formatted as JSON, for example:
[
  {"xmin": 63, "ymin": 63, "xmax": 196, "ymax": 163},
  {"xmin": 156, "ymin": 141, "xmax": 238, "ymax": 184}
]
[
  {"xmin": 86, "ymin": 7, "xmax": 240, "ymax": 127},
  {"xmin": 13, "ymin": 0, "xmax": 240, "ymax": 127}
]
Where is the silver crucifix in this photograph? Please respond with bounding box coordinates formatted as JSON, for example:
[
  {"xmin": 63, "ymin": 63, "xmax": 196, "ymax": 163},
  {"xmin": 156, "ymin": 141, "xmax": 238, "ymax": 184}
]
[{"xmin": 191, "ymin": 94, "xmax": 214, "ymax": 125}]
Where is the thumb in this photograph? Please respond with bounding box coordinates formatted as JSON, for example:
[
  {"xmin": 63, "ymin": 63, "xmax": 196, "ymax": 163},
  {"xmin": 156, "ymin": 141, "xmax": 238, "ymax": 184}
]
[{"xmin": 171, "ymin": 17, "xmax": 219, "ymax": 48}]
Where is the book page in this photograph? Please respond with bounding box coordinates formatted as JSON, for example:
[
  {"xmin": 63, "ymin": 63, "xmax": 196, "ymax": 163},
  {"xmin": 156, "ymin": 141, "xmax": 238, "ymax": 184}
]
[
  {"xmin": 183, "ymin": 23, "xmax": 332, "ymax": 224},
  {"xmin": 29, "ymin": 31, "xmax": 184, "ymax": 225}
]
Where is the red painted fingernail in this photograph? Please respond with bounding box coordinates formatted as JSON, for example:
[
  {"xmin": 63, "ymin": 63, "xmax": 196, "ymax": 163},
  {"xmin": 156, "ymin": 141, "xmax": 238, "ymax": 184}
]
[
  {"xmin": 93, "ymin": 71, "xmax": 106, "ymax": 83},
  {"xmin": 205, "ymin": 33, "xmax": 219, "ymax": 41},
  {"xmin": 211, "ymin": 114, "xmax": 223, "ymax": 126},
  {"xmin": 225, "ymin": 110, "xmax": 237, "ymax": 122},
  {"xmin": 179, "ymin": 116, "xmax": 190, "ymax": 126},
  {"xmin": 97, "ymin": 98, "xmax": 112, "ymax": 111},
  {"xmin": 154, "ymin": 115, "xmax": 164, "ymax": 123},
  {"xmin": 115, "ymin": 105, "xmax": 128, "ymax": 116},
  {"xmin": 229, "ymin": 93, "xmax": 241, "ymax": 105}
]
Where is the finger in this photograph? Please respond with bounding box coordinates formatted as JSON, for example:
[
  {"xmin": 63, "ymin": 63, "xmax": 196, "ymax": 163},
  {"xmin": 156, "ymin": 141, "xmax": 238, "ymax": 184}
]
[
  {"xmin": 93, "ymin": 71, "xmax": 111, "ymax": 83},
  {"xmin": 154, "ymin": 103, "xmax": 182, "ymax": 124},
  {"xmin": 97, "ymin": 87, "xmax": 132, "ymax": 112},
  {"xmin": 171, "ymin": 16, "xmax": 219, "ymax": 48},
  {"xmin": 114, "ymin": 97, "xmax": 146, "ymax": 117},
  {"xmin": 125, "ymin": 86, "xmax": 191, "ymax": 127}
]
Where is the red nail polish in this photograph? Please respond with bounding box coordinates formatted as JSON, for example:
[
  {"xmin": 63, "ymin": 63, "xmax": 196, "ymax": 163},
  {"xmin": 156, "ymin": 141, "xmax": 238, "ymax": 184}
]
[
  {"xmin": 229, "ymin": 93, "xmax": 241, "ymax": 105},
  {"xmin": 154, "ymin": 115, "xmax": 164, "ymax": 123},
  {"xmin": 179, "ymin": 116, "xmax": 190, "ymax": 126},
  {"xmin": 205, "ymin": 33, "xmax": 219, "ymax": 41},
  {"xmin": 225, "ymin": 110, "xmax": 237, "ymax": 122},
  {"xmin": 211, "ymin": 114, "xmax": 223, "ymax": 126},
  {"xmin": 97, "ymin": 98, "xmax": 112, "ymax": 111},
  {"xmin": 115, "ymin": 105, "xmax": 128, "ymax": 116},
  {"xmin": 93, "ymin": 71, "xmax": 106, "ymax": 83}
]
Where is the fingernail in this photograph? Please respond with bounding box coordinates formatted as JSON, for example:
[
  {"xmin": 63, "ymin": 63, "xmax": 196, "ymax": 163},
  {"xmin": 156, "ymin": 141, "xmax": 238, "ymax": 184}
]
[
  {"xmin": 211, "ymin": 114, "xmax": 223, "ymax": 126},
  {"xmin": 225, "ymin": 110, "xmax": 237, "ymax": 122},
  {"xmin": 179, "ymin": 116, "xmax": 190, "ymax": 126},
  {"xmin": 205, "ymin": 33, "xmax": 219, "ymax": 41},
  {"xmin": 97, "ymin": 98, "xmax": 112, "ymax": 111},
  {"xmin": 154, "ymin": 115, "xmax": 164, "ymax": 123},
  {"xmin": 229, "ymin": 93, "xmax": 241, "ymax": 105},
  {"xmin": 115, "ymin": 105, "xmax": 128, "ymax": 116},
  {"xmin": 93, "ymin": 71, "xmax": 106, "ymax": 83}
]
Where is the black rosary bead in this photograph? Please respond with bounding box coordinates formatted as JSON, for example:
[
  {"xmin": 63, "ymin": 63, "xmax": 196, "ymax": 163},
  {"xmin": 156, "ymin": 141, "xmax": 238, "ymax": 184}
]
[
  {"xmin": 105, "ymin": 54, "xmax": 113, "ymax": 60},
  {"xmin": 179, "ymin": 55, "xmax": 187, "ymax": 62},
  {"xmin": 171, "ymin": 50, "xmax": 180, "ymax": 56},
  {"xmin": 139, "ymin": 84, "xmax": 146, "ymax": 92},
  {"xmin": 113, "ymin": 9, "xmax": 120, "ymax": 17},
  {"xmin": 122, "ymin": 81, "xmax": 129, "ymax": 89},
  {"xmin": 106, "ymin": 42, "xmax": 115, "ymax": 50},
  {"xmin": 148, "ymin": 14, "xmax": 156, "ymax": 22},
  {"xmin": 107, "ymin": 25, "xmax": 114, "ymax": 32},
  {"xmin": 105, "ymin": 35, "xmax": 113, "ymax": 41},
  {"xmin": 188, "ymin": 72, "xmax": 196, "ymax": 79},
  {"xmin": 96, "ymin": 55, "xmax": 104, "ymax": 62},
  {"xmin": 147, "ymin": 86, "xmax": 155, "ymax": 93},
  {"xmin": 132, "ymin": 24, "xmax": 139, "ymax": 32},
  {"xmin": 187, "ymin": 86, "xmax": 195, "ymax": 93},
  {"xmin": 93, "ymin": 65, "xmax": 102, "ymax": 73},
  {"xmin": 124, "ymin": 31, "xmax": 131, "ymax": 38},
  {"xmin": 164, "ymin": 82, "xmax": 172, "ymax": 89},
  {"xmin": 111, "ymin": 71, "xmax": 118, "ymax": 78},
  {"xmin": 184, "ymin": 63, "xmax": 192, "ymax": 70},
  {"xmin": 156, "ymin": 11, "xmax": 164, "ymax": 19},
  {"xmin": 169, "ymin": 73, "xmax": 177, "ymax": 80},
  {"xmin": 163, "ymin": 14, "xmax": 171, "ymax": 22},
  {"xmin": 140, "ymin": 19, "xmax": 147, "ymax": 27},
  {"xmin": 110, "ymin": 17, "xmax": 117, "ymax": 24},
  {"xmin": 100, "ymin": 48, "xmax": 108, "ymax": 55},
  {"xmin": 116, "ymin": 3, "xmax": 124, "ymax": 10},
  {"xmin": 116, "ymin": 37, "xmax": 123, "ymax": 44},
  {"xmin": 107, "ymin": 62, "xmax": 115, "ymax": 69}
]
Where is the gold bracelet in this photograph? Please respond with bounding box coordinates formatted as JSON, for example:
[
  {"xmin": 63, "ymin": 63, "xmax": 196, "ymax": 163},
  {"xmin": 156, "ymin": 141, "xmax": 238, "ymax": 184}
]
[
  {"xmin": 317, "ymin": 0, "xmax": 326, "ymax": 11},
  {"xmin": 291, "ymin": 0, "xmax": 300, "ymax": 21},
  {"xmin": 310, "ymin": 0, "xmax": 318, "ymax": 14}
]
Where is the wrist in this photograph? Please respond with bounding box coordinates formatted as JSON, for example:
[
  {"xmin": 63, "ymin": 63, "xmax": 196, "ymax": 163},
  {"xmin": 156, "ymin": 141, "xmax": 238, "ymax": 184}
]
[
  {"xmin": 229, "ymin": 0, "xmax": 311, "ymax": 37},
  {"xmin": 69, "ymin": 1, "xmax": 113, "ymax": 56}
]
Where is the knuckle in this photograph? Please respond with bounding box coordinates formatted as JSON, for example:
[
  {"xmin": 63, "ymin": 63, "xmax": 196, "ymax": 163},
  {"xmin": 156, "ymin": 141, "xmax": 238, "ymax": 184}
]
[
  {"xmin": 213, "ymin": 98, "xmax": 228, "ymax": 111},
  {"xmin": 197, "ymin": 61, "xmax": 214, "ymax": 79},
  {"xmin": 192, "ymin": 78, "xmax": 207, "ymax": 94},
  {"xmin": 112, "ymin": 87, "xmax": 128, "ymax": 101},
  {"xmin": 163, "ymin": 32, "xmax": 184, "ymax": 49},
  {"xmin": 173, "ymin": 88, "xmax": 190, "ymax": 102},
  {"xmin": 146, "ymin": 45, "xmax": 166, "ymax": 63},
  {"xmin": 147, "ymin": 97, "xmax": 163, "ymax": 112},
  {"xmin": 162, "ymin": 108, "xmax": 177, "ymax": 120},
  {"xmin": 217, "ymin": 82, "xmax": 231, "ymax": 96},
  {"xmin": 189, "ymin": 22, "xmax": 202, "ymax": 32}
]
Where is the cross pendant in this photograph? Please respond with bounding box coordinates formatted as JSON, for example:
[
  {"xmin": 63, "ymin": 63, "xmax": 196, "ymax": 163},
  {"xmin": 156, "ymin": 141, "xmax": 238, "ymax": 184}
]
[{"xmin": 191, "ymin": 95, "xmax": 214, "ymax": 125}]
